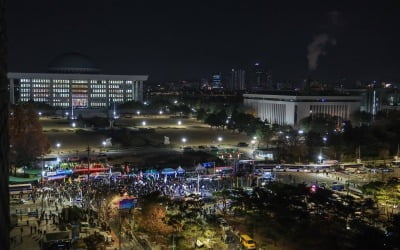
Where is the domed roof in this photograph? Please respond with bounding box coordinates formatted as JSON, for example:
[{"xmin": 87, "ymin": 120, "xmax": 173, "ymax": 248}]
[{"xmin": 48, "ymin": 52, "xmax": 100, "ymax": 74}]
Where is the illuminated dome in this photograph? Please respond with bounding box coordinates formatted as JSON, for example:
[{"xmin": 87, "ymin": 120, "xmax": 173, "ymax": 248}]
[{"xmin": 48, "ymin": 52, "xmax": 100, "ymax": 74}]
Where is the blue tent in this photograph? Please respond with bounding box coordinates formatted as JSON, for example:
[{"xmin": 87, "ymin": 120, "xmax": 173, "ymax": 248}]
[
  {"xmin": 161, "ymin": 168, "xmax": 176, "ymax": 176},
  {"xmin": 176, "ymin": 166, "xmax": 186, "ymax": 175},
  {"xmin": 143, "ymin": 169, "xmax": 159, "ymax": 178}
]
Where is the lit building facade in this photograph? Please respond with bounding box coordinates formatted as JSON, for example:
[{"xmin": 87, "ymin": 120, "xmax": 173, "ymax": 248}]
[
  {"xmin": 7, "ymin": 53, "xmax": 148, "ymax": 109},
  {"xmin": 244, "ymin": 93, "xmax": 362, "ymax": 126}
]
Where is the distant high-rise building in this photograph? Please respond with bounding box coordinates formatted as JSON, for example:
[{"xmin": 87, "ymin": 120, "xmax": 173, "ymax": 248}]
[
  {"xmin": 229, "ymin": 69, "xmax": 246, "ymax": 91},
  {"xmin": 211, "ymin": 73, "xmax": 223, "ymax": 89},
  {"xmin": 248, "ymin": 62, "xmax": 271, "ymax": 91}
]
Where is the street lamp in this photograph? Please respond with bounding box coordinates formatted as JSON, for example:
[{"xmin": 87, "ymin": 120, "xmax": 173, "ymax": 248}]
[
  {"xmin": 298, "ymin": 130, "xmax": 304, "ymax": 135},
  {"xmin": 71, "ymin": 122, "xmax": 76, "ymax": 128},
  {"xmin": 181, "ymin": 137, "xmax": 187, "ymax": 144},
  {"xmin": 177, "ymin": 120, "xmax": 182, "ymax": 125},
  {"xmin": 38, "ymin": 111, "xmax": 42, "ymax": 116},
  {"xmin": 142, "ymin": 121, "xmax": 146, "ymax": 126},
  {"xmin": 136, "ymin": 110, "xmax": 141, "ymax": 115},
  {"xmin": 251, "ymin": 139, "xmax": 256, "ymax": 149},
  {"xmin": 102, "ymin": 141, "xmax": 106, "ymax": 150},
  {"xmin": 217, "ymin": 137, "xmax": 223, "ymax": 142},
  {"xmin": 159, "ymin": 110, "xmax": 163, "ymax": 115},
  {"xmin": 318, "ymin": 154, "xmax": 323, "ymax": 164},
  {"xmin": 56, "ymin": 143, "xmax": 61, "ymax": 157},
  {"xmin": 322, "ymin": 136, "xmax": 327, "ymax": 143}
]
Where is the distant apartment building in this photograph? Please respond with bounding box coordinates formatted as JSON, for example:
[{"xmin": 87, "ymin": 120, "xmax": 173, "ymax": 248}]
[
  {"xmin": 243, "ymin": 92, "xmax": 362, "ymax": 126},
  {"xmin": 229, "ymin": 69, "xmax": 246, "ymax": 91},
  {"xmin": 210, "ymin": 73, "xmax": 223, "ymax": 89},
  {"xmin": 8, "ymin": 53, "xmax": 148, "ymax": 109}
]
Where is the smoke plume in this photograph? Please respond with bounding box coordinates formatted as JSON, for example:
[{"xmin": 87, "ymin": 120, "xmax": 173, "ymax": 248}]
[{"xmin": 307, "ymin": 33, "xmax": 336, "ymax": 71}]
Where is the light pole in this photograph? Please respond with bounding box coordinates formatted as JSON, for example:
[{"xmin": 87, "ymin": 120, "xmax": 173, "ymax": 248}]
[
  {"xmin": 102, "ymin": 141, "xmax": 106, "ymax": 151},
  {"xmin": 251, "ymin": 140, "xmax": 256, "ymax": 149},
  {"xmin": 318, "ymin": 154, "xmax": 323, "ymax": 164},
  {"xmin": 142, "ymin": 121, "xmax": 146, "ymax": 126},
  {"xmin": 71, "ymin": 122, "xmax": 76, "ymax": 128},
  {"xmin": 177, "ymin": 120, "xmax": 182, "ymax": 125},
  {"xmin": 56, "ymin": 143, "xmax": 61, "ymax": 155}
]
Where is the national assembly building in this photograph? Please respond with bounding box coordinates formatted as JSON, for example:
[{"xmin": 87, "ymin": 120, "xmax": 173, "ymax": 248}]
[{"xmin": 7, "ymin": 53, "xmax": 148, "ymax": 109}]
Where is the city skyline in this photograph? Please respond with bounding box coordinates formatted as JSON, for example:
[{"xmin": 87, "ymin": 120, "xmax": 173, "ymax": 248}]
[{"xmin": 7, "ymin": 1, "xmax": 400, "ymax": 82}]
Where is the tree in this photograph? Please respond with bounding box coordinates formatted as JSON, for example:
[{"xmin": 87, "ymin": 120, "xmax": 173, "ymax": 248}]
[
  {"xmin": 9, "ymin": 103, "xmax": 50, "ymax": 166},
  {"xmin": 300, "ymin": 114, "xmax": 337, "ymax": 134},
  {"xmin": 196, "ymin": 108, "xmax": 207, "ymax": 121},
  {"xmin": 205, "ymin": 113, "xmax": 219, "ymax": 128}
]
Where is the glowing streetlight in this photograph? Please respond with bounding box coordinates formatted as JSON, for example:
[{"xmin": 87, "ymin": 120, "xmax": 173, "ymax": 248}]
[
  {"xmin": 159, "ymin": 110, "xmax": 163, "ymax": 115},
  {"xmin": 142, "ymin": 121, "xmax": 146, "ymax": 126},
  {"xmin": 181, "ymin": 137, "xmax": 187, "ymax": 143},
  {"xmin": 253, "ymin": 136, "xmax": 257, "ymax": 140},
  {"xmin": 177, "ymin": 120, "xmax": 182, "ymax": 125},
  {"xmin": 136, "ymin": 110, "xmax": 141, "ymax": 115},
  {"xmin": 298, "ymin": 130, "xmax": 304, "ymax": 134},
  {"xmin": 65, "ymin": 112, "xmax": 69, "ymax": 116},
  {"xmin": 322, "ymin": 136, "xmax": 327, "ymax": 142},
  {"xmin": 174, "ymin": 100, "xmax": 178, "ymax": 104},
  {"xmin": 318, "ymin": 154, "xmax": 323, "ymax": 163},
  {"xmin": 56, "ymin": 143, "xmax": 61, "ymax": 155},
  {"xmin": 102, "ymin": 141, "xmax": 106, "ymax": 147},
  {"xmin": 38, "ymin": 112, "xmax": 42, "ymax": 116},
  {"xmin": 71, "ymin": 122, "xmax": 76, "ymax": 128},
  {"xmin": 218, "ymin": 136, "xmax": 223, "ymax": 142}
]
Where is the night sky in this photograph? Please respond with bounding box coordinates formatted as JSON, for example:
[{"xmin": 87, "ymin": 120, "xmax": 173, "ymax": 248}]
[{"xmin": 6, "ymin": 1, "xmax": 400, "ymax": 83}]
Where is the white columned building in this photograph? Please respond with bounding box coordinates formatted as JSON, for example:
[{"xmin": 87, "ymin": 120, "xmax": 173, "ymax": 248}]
[{"xmin": 243, "ymin": 93, "xmax": 362, "ymax": 126}]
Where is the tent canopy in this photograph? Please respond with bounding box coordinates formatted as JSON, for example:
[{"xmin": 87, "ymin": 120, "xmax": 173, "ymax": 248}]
[
  {"xmin": 23, "ymin": 168, "xmax": 42, "ymax": 175},
  {"xmin": 161, "ymin": 168, "xmax": 176, "ymax": 175},
  {"xmin": 176, "ymin": 166, "xmax": 185, "ymax": 174},
  {"xmin": 9, "ymin": 176, "xmax": 41, "ymax": 183}
]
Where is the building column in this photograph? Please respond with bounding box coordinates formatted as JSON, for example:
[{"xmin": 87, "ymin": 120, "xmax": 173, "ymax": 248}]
[
  {"xmin": 9, "ymin": 78, "xmax": 14, "ymax": 104},
  {"xmin": 138, "ymin": 81, "xmax": 143, "ymax": 102}
]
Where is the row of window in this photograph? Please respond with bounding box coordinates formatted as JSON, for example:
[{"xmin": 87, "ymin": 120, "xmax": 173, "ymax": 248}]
[
  {"xmin": 91, "ymin": 94, "xmax": 106, "ymax": 98},
  {"xmin": 53, "ymin": 89, "xmax": 69, "ymax": 93},
  {"xmin": 109, "ymin": 89, "xmax": 124, "ymax": 93},
  {"xmin": 90, "ymin": 84, "xmax": 107, "ymax": 88},
  {"xmin": 53, "ymin": 103, "xmax": 69, "ymax": 107},
  {"xmin": 21, "ymin": 79, "xmax": 138, "ymax": 84},
  {"xmin": 54, "ymin": 94, "xmax": 70, "ymax": 97},
  {"xmin": 53, "ymin": 80, "xmax": 70, "ymax": 84},
  {"xmin": 91, "ymin": 102, "xmax": 107, "ymax": 107},
  {"xmin": 92, "ymin": 89, "xmax": 106, "ymax": 93}
]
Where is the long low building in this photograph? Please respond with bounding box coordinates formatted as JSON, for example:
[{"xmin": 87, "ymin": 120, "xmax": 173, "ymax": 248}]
[
  {"xmin": 7, "ymin": 52, "xmax": 148, "ymax": 109},
  {"xmin": 243, "ymin": 93, "xmax": 362, "ymax": 126}
]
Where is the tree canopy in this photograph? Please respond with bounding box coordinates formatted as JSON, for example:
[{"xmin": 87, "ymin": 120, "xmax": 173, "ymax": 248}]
[{"xmin": 9, "ymin": 103, "xmax": 50, "ymax": 166}]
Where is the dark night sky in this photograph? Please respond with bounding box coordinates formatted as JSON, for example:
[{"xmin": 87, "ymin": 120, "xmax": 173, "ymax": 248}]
[{"xmin": 6, "ymin": 1, "xmax": 400, "ymax": 83}]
